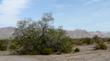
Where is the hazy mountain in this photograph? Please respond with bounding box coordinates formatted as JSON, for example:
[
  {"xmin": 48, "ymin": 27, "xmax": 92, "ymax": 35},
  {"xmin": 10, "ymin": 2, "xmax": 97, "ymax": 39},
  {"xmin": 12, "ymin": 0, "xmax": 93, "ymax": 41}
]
[
  {"xmin": 0, "ymin": 27, "xmax": 110, "ymax": 39},
  {"xmin": 67, "ymin": 30, "xmax": 110, "ymax": 38},
  {"xmin": 0, "ymin": 27, "xmax": 15, "ymax": 39},
  {"xmin": 66, "ymin": 29, "xmax": 93, "ymax": 38}
]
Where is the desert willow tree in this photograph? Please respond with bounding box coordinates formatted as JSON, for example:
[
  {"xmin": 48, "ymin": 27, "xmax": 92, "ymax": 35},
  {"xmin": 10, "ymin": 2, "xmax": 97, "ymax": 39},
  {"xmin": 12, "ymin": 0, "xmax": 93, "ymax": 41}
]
[{"xmin": 9, "ymin": 13, "xmax": 73, "ymax": 55}]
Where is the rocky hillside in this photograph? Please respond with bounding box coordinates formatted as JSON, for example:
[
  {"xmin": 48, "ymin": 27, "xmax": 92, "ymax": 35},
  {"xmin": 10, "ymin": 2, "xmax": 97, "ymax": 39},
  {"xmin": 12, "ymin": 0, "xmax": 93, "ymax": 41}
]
[
  {"xmin": 0, "ymin": 27, "xmax": 110, "ymax": 39},
  {"xmin": 0, "ymin": 27, "xmax": 15, "ymax": 39},
  {"xmin": 67, "ymin": 29, "xmax": 110, "ymax": 38}
]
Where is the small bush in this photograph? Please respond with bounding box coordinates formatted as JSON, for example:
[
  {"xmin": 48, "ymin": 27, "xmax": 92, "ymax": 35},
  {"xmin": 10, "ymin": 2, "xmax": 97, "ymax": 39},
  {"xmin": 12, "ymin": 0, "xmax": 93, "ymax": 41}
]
[
  {"xmin": 93, "ymin": 36, "xmax": 107, "ymax": 50},
  {"xmin": 94, "ymin": 43, "xmax": 107, "ymax": 50},
  {"xmin": 9, "ymin": 41, "xmax": 21, "ymax": 54},
  {"xmin": 0, "ymin": 40, "xmax": 8, "ymax": 51},
  {"xmin": 60, "ymin": 39, "xmax": 73, "ymax": 53},
  {"xmin": 81, "ymin": 38, "xmax": 93, "ymax": 45},
  {"xmin": 72, "ymin": 38, "xmax": 94, "ymax": 45},
  {"xmin": 74, "ymin": 48, "xmax": 80, "ymax": 52}
]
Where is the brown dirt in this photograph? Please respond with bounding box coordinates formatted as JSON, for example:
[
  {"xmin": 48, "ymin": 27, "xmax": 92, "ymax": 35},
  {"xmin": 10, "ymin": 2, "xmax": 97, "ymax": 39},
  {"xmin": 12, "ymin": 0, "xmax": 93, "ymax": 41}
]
[{"xmin": 0, "ymin": 45, "xmax": 110, "ymax": 61}]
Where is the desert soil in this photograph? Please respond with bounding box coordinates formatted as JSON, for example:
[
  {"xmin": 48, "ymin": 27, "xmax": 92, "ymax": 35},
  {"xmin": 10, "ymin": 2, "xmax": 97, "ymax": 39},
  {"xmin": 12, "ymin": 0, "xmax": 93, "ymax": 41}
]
[{"xmin": 0, "ymin": 45, "xmax": 110, "ymax": 61}]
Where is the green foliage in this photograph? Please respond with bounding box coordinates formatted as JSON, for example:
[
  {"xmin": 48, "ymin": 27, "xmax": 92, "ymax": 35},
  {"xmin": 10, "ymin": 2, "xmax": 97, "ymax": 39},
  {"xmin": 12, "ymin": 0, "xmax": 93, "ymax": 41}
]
[
  {"xmin": 9, "ymin": 13, "xmax": 73, "ymax": 55},
  {"xmin": 81, "ymin": 38, "xmax": 93, "ymax": 45},
  {"xmin": 105, "ymin": 38, "xmax": 110, "ymax": 42},
  {"xmin": 74, "ymin": 48, "xmax": 80, "ymax": 52},
  {"xmin": 94, "ymin": 42, "xmax": 107, "ymax": 50},
  {"xmin": 40, "ymin": 48, "xmax": 54, "ymax": 55},
  {"xmin": 58, "ymin": 38, "xmax": 73, "ymax": 53},
  {"xmin": 72, "ymin": 38, "xmax": 94, "ymax": 45},
  {"xmin": 72, "ymin": 39, "xmax": 83, "ymax": 45},
  {"xmin": 93, "ymin": 36, "xmax": 107, "ymax": 50},
  {"xmin": 48, "ymin": 28, "xmax": 73, "ymax": 54},
  {"xmin": 0, "ymin": 40, "xmax": 8, "ymax": 51}
]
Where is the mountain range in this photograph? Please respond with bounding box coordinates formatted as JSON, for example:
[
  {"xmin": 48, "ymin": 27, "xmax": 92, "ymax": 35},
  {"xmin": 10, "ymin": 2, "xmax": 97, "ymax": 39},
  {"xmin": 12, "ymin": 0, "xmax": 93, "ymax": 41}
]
[
  {"xmin": 67, "ymin": 29, "xmax": 110, "ymax": 38},
  {"xmin": 0, "ymin": 27, "xmax": 110, "ymax": 39}
]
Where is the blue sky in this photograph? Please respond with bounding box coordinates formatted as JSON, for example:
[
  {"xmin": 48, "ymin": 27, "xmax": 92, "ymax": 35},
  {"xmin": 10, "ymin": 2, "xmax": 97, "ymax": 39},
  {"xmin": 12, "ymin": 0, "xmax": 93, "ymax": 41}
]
[{"xmin": 0, "ymin": 0, "xmax": 110, "ymax": 31}]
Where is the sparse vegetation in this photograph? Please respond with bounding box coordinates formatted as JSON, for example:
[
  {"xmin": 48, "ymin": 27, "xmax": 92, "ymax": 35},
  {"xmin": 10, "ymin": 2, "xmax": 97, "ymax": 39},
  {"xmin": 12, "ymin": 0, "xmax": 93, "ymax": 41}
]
[
  {"xmin": 0, "ymin": 40, "xmax": 8, "ymax": 51},
  {"xmin": 71, "ymin": 38, "xmax": 94, "ymax": 45},
  {"xmin": 0, "ymin": 13, "xmax": 110, "ymax": 55},
  {"xmin": 93, "ymin": 35, "xmax": 107, "ymax": 50}
]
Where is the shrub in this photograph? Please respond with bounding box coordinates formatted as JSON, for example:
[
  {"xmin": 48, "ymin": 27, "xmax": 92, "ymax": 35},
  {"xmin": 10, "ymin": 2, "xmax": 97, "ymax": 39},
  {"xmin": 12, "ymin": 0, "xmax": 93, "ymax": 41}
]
[
  {"xmin": 81, "ymin": 38, "xmax": 93, "ymax": 45},
  {"xmin": 59, "ymin": 39, "xmax": 73, "ymax": 53},
  {"xmin": 74, "ymin": 48, "xmax": 80, "ymax": 52},
  {"xmin": 0, "ymin": 40, "xmax": 8, "ymax": 51},
  {"xmin": 72, "ymin": 39, "xmax": 83, "ymax": 45},
  {"xmin": 9, "ymin": 13, "xmax": 73, "ymax": 55},
  {"xmin": 106, "ymin": 38, "xmax": 110, "ymax": 43},
  {"xmin": 71, "ymin": 38, "xmax": 94, "ymax": 45},
  {"xmin": 94, "ymin": 42, "xmax": 107, "ymax": 50},
  {"xmin": 9, "ymin": 39, "xmax": 38, "ymax": 55},
  {"xmin": 40, "ymin": 48, "xmax": 54, "ymax": 55},
  {"xmin": 93, "ymin": 36, "xmax": 107, "ymax": 50}
]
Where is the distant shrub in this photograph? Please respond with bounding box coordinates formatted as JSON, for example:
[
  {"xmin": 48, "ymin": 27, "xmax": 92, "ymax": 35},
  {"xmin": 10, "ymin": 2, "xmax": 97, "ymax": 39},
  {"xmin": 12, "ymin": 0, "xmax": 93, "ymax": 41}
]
[
  {"xmin": 72, "ymin": 38, "xmax": 94, "ymax": 45},
  {"xmin": 93, "ymin": 35, "xmax": 107, "ymax": 50},
  {"xmin": 81, "ymin": 38, "xmax": 93, "ymax": 45},
  {"xmin": 74, "ymin": 48, "xmax": 80, "ymax": 52},
  {"xmin": 106, "ymin": 38, "xmax": 110, "ymax": 42},
  {"xmin": 94, "ymin": 43, "xmax": 107, "ymax": 50},
  {"xmin": 71, "ymin": 39, "xmax": 83, "ymax": 45},
  {"xmin": 0, "ymin": 40, "xmax": 8, "ymax": 51}
]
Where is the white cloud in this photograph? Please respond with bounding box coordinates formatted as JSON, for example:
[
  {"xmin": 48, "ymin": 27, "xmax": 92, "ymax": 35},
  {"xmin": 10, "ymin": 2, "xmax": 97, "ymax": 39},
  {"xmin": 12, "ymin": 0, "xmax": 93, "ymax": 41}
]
[{"xmin": 0, "ymin": 0, "xmax": 29, "ymax": 27}]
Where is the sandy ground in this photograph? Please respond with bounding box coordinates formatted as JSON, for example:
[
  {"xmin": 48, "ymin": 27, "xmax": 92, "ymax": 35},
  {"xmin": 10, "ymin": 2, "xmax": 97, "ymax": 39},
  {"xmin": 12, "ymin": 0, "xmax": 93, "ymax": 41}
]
[{"xmin": 0, "ymin": 45, "xmax": 110, "ymax": 61}]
